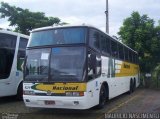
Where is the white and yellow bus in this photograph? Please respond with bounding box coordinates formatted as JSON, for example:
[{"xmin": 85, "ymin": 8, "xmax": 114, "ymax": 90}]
[
  {"xmin": 0, "ymin": 29, "xmax": 28, "ymax": 99},
  {"xmin": 23, "ymin": 25, "xmax": 140, "ymax": 109}
]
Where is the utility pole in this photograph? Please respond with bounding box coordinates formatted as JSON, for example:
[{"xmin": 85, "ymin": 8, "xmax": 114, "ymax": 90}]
[{"xmin": 105, "ymin": 0, "xmax": 109, "ymax": 34}]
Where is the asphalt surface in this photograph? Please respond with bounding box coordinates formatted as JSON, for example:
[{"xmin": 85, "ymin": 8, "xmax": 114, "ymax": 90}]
[{"xmin": 0, "ymin": 88, "xmax": 160, "ymax": 119}]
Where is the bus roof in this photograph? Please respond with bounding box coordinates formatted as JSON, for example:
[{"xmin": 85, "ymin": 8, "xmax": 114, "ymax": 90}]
[
  {"xmin": 31, "ymin": 24, "xmax": 90, "ymax": 32},
  {"xmin": 0, "ymin": 29, "xmax": 29, "ymax": 39},
  {"xmin": 31, "ymin": 24, "xmax": 138, "ymax": 54}
]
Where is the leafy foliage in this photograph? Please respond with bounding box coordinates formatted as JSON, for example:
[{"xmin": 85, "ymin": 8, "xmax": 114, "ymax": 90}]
[
  {"xmin": 118, "ymin": 11, "xmax": 160, "ymax": 73},
  {"xmin": 0, "ymin": 2, "xmax": 67, "ymax": 35}
]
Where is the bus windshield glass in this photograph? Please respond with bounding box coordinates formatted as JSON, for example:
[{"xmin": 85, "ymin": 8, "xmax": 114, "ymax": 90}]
[
  {"xmin": 50, "ymin": 47, "xmax": 86, "ymax": 82},
  {"xmin": 28, "ymin": 28, "xmax": 86, "ymax": 47},
  {"xmin": 25, "ymin": 47, "xmax": 86, "ymax": 82},
  {"xmin": 25, "ymin": 48, "xmax": 50, "ymax": 82}
]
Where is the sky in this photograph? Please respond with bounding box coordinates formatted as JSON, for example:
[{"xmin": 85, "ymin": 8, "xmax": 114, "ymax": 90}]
[{"xmin": 0, "ymin": 0, "xmax": 160, "ymax": 36}]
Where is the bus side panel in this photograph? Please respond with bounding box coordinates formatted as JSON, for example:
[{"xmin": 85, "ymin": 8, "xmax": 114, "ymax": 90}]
[
  {"xmin": 101, "ymin": 58, "xmax": 140, "ymax": 100},
  {"xmin": 85, "ymin": 79, "xmax": 100, "ymax": 107},
  {"xmin": 0, "ymin": 35, "xmax": 19, "ymax": 97},
  {"xmin": 0, "ymin": 34, "xmax": 25, "ymax": 97}
]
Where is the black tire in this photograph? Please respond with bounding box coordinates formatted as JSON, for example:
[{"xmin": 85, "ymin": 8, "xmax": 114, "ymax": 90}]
[
  {"xmin": 133, "ymin": 79, "xmax": 136, "ymax": 92},
  {"xmin": 97, "ymin": 85, "xmax": 107, "ymax": 109},
  {"xmin": 16, "ymin": 82, "xmax": 23, "ymax": 100},
  {"xmin": 128, "ymin": 79, "xmax": 133, "ymax": 94}
]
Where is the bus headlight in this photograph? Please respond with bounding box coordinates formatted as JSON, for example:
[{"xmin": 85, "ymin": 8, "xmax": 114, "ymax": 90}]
[
  {"xmin": 66, "ymin": 92, "xmax": 84, "ymax": 96},
  {"xmin": 23, "ymin": 90, "xmax": 35, "ymax": 95},
  {"xmin": 73, "ymin": 92, "xmax": 80, "ymax": 96},
  {"xmin": 66, "ymin": 92, "xmax": 72, "ymax": 96}
]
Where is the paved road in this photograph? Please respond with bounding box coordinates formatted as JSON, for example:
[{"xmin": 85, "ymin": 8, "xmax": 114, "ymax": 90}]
[{"xmin": 0, "ymin": 88, "xmax": 160, "ymax": 119}]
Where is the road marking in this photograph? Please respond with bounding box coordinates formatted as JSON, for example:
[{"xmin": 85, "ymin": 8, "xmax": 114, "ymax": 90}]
[{"xmin": 96, "ymin": 90, "xmax": 144, "ymax": 119}]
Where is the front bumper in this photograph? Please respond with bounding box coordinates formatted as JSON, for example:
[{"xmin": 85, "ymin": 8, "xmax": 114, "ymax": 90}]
[{"xmin": 23, "ymin": 94, "xmax": 92, "ymax": 109}]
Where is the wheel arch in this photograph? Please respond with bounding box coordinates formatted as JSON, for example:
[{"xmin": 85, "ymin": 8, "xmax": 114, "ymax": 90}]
[
  {"xmin": 16, "ymin": 80, "xmax": 23, "ymax": 100},
  {"xmin": 17, "ymin": 80, "xmax": 23, "ymax": 93},
  {"xmin": 102, "ymin": 81, "xmax": 109, "ymax": 100}
]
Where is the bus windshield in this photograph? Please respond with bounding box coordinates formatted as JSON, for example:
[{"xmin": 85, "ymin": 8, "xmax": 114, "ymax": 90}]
[
  {"xmin": 28, "ymin": 28, "xmax": 86, "ymax": 47},
  {"xmin": 50, "ymin": 47, "xmax": 86, "ymax": 82},
  {"xmin": 25, "ymin": 47, "xmax": 86, "ymax": 82},
  {"xmin": 25, "ymin": 48, "xmax": 50, "ymax": 82}
]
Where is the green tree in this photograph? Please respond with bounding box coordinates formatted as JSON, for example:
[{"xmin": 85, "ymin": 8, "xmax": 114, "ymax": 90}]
[
  {"xmin": 0, "ymin": 2, "xmax": 66, "ymax": 35},
  {"xmin": 118, "ymin": 11, "xmax": 160, "ymax": 73}
]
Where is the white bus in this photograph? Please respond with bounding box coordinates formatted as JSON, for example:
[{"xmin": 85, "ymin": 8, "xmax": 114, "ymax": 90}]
[
  {"xmin": 23, "ymin": 25, "xmax": 140, "ymax": 109},
  {"xmin": 0, "ymin": 29, "xmax": 28, "ymax": 99}
]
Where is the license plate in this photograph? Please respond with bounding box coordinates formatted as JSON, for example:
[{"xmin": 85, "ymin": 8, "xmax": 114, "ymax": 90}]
[{"xmin": 45, "ymin": 100, "xmax": 55, "ymax": 105}]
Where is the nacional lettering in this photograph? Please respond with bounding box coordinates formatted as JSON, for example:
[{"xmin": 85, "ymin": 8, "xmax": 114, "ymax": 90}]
[{"xmin": 52, "ymin": 86, "xmax": 79, "ymax": 91}]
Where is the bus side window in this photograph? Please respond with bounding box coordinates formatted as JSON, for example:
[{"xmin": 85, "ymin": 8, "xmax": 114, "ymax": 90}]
[
  {"xmin": 118, "ymin": 44, "xmax": 124, "ymax": 60},
  {"xmin": 129, "ymin": 50, "xmax": 132, "ymax": 63},
  {"xmin": 134, "ymin": 53, "xmax": 138, "ymax": 64},
  {"xmin": 88, "ymin": 51, "xmax": 101, "ymax": 80},
  {"xmin": 17, "ymin": 37, "xmax": 28, "ymax": 71},
  {"xmin": 106, "ymin": 36, "xmax": 111, "ymax": 56},
  {"xmin": 89, "ymin": 29, "xmax": 100, "ymax": 52},
  {"xmin": 101, "ymin": 34, "xmax": 106, "ymax": 54},
  {"xmin": 111, "ymin": 40, "xmax": 118, "ymax": 58},
  {"xmin": 124, "ymin": 47, "xmax": 129, "ymax": 61},
  {"xmin": 136, "ymin": 54, "xmax": 138, "ymax": 64},
  {"xmin": 131, "ymin": 51, "xmax": 134, "ymax": 63}
]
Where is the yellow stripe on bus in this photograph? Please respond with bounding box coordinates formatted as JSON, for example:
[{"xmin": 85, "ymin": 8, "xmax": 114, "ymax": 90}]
[
  {"xmin": 32, "ymin": 83, "xmax": 87, "ymax": 93},
  {"xmin": 115, "ymin": 61, "xmax": 139, "ymax": 77}
]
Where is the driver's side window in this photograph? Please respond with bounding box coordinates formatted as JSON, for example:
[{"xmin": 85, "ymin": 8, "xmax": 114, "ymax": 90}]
[{"xmin": 88, "ymin": 51, "xmax": 101, "ymax": 80}]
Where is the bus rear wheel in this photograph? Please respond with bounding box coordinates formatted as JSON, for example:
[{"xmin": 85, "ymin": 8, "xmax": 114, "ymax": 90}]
[
  {"xmin": 128, "ymin": 79, "xmax": 134, "ymax": 94},
  {"xmin": 133, "ymin": 78, "xmax": 136, "ymax": 92},
  {"xmin": 97, "ymin": 85, "xmax": 107, "ymax": 109}
]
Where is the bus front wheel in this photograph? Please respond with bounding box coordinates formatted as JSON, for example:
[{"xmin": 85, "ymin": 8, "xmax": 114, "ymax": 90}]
[{"xmin": 97, "ymin": 85, "xmax": 107, "ymax": 109}]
